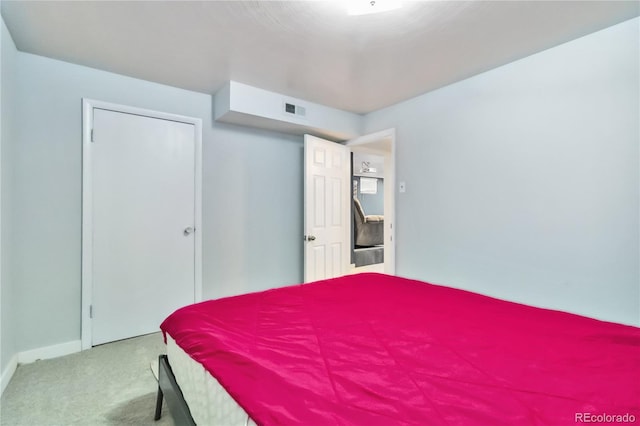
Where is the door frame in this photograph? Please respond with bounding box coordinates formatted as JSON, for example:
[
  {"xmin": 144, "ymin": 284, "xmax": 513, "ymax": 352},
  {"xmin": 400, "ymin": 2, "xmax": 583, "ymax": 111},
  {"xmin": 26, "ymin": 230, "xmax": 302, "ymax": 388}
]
[
  {"xmin": 346, "ymin": 128, "xmax": 396, "ymax": 274},
  {"xmin": 81, "ymin": 99, "xmax": 203, "ymax": 350}
]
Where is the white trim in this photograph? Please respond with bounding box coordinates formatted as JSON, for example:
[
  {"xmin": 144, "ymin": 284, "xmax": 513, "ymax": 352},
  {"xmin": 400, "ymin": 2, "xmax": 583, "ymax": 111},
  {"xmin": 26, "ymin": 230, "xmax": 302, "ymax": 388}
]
[
  {"xmin": 81, "ymin": 100, "xmax": 93, "ymax": 350},
  {"xmin": 1, "ymin": 340, "xmax": 83, "ymax": 395},
  {"xmin": 17, "ymin": 340, "xmax": 81, "ymax": 364},
  {"xmin": 1, "ymin": 354, "xmax": 17, "ymax": 396},
  {"xmin": 81, "ymin": 99, "xmax": 203, "ymax": 350},
  {"xmin": 193, "ymin": 118, "xmax": 203, "ymax": 302},
  {"xmin": 0, "ymin": 20, "xmax": 4, "ymax": 399}
]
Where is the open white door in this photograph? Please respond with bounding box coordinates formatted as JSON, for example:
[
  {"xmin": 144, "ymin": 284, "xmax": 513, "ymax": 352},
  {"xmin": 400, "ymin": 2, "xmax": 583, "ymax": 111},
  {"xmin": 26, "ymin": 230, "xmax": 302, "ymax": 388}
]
[{"xmin": 304, "ymin": 135, "xmax": 350, "ymax": 282}]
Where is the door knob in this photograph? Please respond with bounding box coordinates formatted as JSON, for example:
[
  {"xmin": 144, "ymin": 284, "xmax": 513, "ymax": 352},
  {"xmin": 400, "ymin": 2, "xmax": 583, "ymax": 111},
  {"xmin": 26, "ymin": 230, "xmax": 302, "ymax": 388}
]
[
  {"xmin": 183, "ymin": 227, "xmax": 195, "ymax": 236},
  {"xmin": 304, "ymin": 235, "xmax": 316, "ymax": 241}
]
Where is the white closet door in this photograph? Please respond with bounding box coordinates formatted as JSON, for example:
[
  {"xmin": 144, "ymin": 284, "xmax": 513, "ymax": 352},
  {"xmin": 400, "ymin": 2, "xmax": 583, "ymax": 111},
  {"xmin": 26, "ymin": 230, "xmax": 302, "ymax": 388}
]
[{"xmin": 91, "ymin": 108, "xmax": 196, "ymax": 345}]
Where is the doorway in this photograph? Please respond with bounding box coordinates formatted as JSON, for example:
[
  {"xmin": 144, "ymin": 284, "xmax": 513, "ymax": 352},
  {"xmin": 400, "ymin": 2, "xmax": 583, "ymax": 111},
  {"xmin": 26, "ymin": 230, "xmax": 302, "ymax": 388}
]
[
  {"xmin": 303, "ymin": 129, "xmax": 396, "ymax": 281},
  {"xmin": 81, "ymin": 100, "xmax": 202, "ymax": 349},
  {"xmin": 347, "ymin": 129, "xmax": 396, "ymax": 275}
]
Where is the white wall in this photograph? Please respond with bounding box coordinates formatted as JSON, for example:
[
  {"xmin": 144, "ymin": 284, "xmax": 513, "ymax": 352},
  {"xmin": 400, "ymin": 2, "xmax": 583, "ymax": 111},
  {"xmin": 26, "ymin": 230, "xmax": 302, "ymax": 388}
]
[
  {"xmin": 1, "ymin": 17, "xmax": 17, "ymax": 378},
  {"xmin": 8, "ymin": 48, "xmax": 304, "ymax": 353},
  {"xmin": 364, "ymin": 17, "xmax": 640, "ymax": 326},
  {"xmin": 2, "ymin": 13, "xmax": 638, "ymax": 363}
]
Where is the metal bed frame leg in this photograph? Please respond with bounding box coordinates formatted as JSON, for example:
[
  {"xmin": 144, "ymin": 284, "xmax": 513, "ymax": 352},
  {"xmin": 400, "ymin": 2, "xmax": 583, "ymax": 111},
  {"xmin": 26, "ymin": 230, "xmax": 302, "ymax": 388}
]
[
  {"xmin": 154, "ymin": 354, "xmax": 196, "ymax": 425},
  {"xmin": 154, "ymin": 380, "xmax": 164, "ymax": 421}
]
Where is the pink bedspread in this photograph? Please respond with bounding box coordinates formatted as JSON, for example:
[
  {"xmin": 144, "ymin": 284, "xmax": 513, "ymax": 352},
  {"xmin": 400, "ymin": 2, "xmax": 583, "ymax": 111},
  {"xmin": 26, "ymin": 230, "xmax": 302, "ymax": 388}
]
[{"xmin": 161, "ymin": 273, "xmax": 640, "ymax": 425}]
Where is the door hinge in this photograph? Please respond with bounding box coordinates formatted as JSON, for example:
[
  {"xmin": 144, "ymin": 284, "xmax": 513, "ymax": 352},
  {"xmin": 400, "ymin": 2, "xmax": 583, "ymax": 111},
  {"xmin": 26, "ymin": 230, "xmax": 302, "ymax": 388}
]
[{"xmin": 89, "ymin": 305, "xmax": 93, "ymax": 319}]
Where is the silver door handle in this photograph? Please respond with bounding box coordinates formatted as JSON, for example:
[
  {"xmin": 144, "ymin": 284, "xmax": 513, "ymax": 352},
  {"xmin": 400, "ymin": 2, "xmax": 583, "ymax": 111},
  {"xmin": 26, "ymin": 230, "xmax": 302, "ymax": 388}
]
[
  {"xmin": 304, "ymin": 235, "xmax": 316, "ymax": 241},
  {"xmin": 184, "ymin": 227, "xmax": 195, "ymax": 236}
]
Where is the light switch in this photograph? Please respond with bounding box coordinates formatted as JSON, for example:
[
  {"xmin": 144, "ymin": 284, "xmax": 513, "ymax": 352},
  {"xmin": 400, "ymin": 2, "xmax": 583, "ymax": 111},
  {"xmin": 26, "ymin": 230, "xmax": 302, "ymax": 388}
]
[{"xmin": 399, "ymin": 181, "xmax": 406, "ymax": 193}]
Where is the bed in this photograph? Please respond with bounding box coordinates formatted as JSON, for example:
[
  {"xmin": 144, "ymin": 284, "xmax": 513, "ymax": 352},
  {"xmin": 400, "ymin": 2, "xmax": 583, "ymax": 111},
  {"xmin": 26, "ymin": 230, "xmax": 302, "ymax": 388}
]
[{"xmin": 156, "ymin": 273, "xmax": 640, "ymax": 425}]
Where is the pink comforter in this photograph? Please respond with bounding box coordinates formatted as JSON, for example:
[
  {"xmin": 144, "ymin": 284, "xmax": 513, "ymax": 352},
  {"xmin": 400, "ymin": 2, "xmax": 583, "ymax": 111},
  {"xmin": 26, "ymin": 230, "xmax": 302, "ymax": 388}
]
[{"xmin": 161, "ymin": 273, "xmax": 640, "ymax": 425}]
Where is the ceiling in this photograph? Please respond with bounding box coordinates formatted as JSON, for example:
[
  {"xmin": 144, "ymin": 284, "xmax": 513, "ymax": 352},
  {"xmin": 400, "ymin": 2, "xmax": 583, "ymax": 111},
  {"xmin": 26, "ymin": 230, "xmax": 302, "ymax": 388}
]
[{"xmin": 1, "ymin": 1, "xmax": 638, "ymax": 114}]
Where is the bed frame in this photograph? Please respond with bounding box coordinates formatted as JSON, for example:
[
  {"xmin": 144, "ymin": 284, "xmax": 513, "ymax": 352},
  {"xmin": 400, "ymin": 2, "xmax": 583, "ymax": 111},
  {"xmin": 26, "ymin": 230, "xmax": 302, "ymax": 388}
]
[{"xmin": 154, "ymin": 355, "xmax": 196, "ymax": 426}]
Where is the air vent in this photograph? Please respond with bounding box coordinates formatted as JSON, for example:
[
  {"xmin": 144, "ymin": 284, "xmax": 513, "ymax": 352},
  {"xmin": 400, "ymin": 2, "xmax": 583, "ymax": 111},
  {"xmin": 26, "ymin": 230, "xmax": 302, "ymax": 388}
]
[{"xmin": 284, "ymin": 101, "xmax": 306, "ymax": 118}]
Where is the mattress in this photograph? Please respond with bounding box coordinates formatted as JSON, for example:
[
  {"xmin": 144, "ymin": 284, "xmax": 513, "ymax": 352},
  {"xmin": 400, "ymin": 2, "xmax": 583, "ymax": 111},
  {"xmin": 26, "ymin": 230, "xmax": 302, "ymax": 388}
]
[
  {"xmin": 162, "ymin": 273, "xmax": 640, "ymax": 425},
  {"xmin": 166, "ymin": 334, "xmax": 256, "ymax": 426}
]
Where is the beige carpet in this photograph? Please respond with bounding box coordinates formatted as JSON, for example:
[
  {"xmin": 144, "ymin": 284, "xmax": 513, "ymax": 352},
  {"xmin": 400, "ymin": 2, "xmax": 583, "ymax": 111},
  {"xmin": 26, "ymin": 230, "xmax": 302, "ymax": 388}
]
[{"xmin": 1, "ymin": 333, "xmax": 175, "ymax": 426}]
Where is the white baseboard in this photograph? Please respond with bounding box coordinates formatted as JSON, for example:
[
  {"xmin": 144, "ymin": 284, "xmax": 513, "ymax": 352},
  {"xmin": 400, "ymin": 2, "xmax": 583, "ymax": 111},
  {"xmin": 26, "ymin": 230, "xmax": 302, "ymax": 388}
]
[
  {"xmin": 1, "ymin": 340, "xmax": 82, "ymax": 396},
  {"xmin": 1, "ymin": 354, "xmax": 18, "ymax": 396},
  {"xmin": 17, "ymin": 340, "xmax": 82, "ymax": 364}
]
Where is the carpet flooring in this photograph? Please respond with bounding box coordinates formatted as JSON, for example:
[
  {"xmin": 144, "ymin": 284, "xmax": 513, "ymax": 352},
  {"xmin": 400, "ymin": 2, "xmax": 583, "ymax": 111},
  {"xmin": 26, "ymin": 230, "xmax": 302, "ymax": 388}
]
[{"xmin": 1, "ymin": 333, "xmax": 175, "ymax": 426}]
